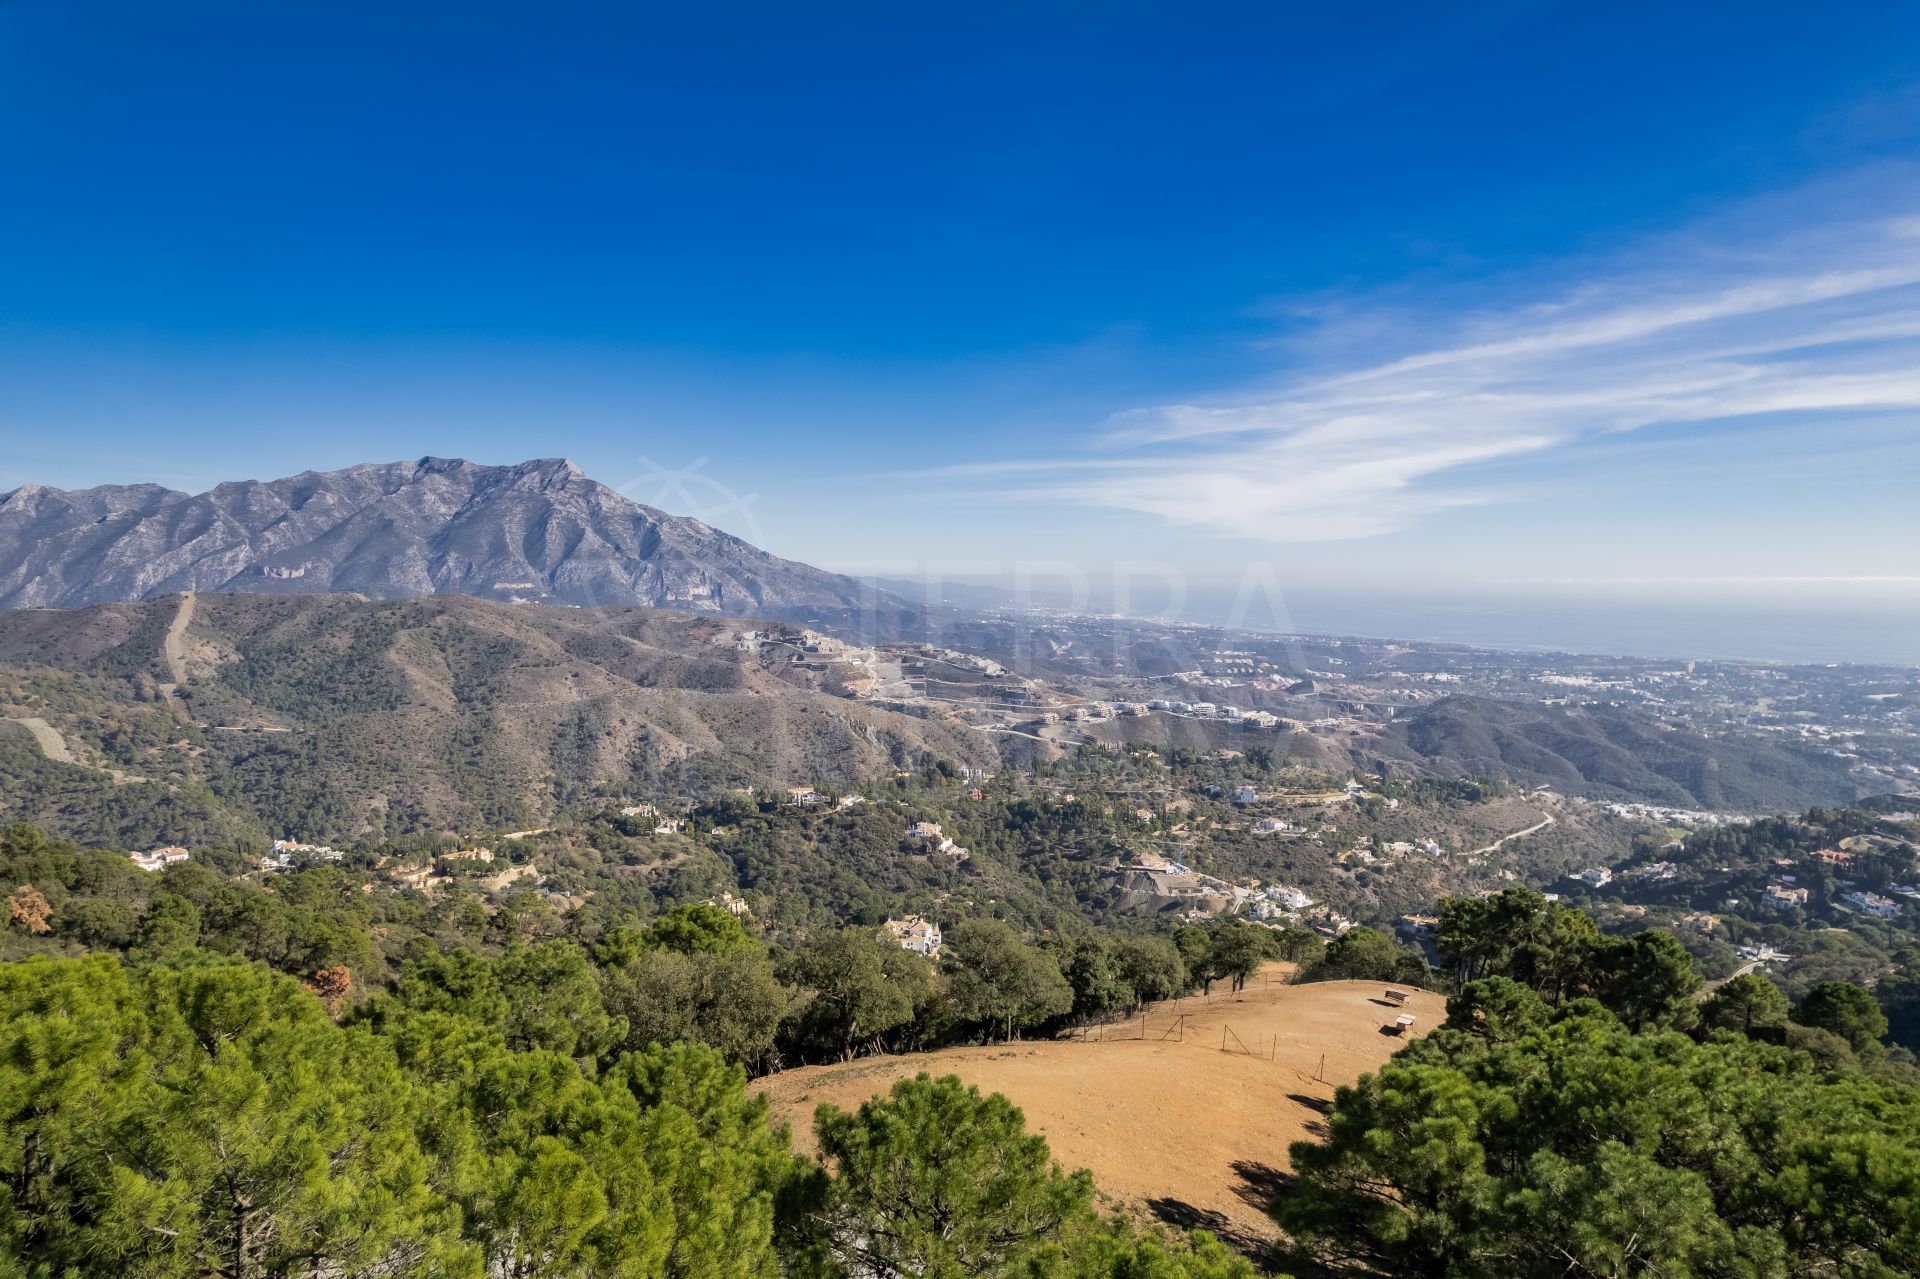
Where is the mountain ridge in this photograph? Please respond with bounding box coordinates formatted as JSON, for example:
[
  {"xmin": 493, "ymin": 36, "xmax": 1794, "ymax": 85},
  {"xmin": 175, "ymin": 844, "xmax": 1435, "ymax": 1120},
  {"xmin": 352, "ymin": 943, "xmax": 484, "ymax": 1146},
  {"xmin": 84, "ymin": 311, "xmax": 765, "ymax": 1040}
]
[{"xmin": 0, "ymin": 456, "xmax": 893, "ymax": 615}]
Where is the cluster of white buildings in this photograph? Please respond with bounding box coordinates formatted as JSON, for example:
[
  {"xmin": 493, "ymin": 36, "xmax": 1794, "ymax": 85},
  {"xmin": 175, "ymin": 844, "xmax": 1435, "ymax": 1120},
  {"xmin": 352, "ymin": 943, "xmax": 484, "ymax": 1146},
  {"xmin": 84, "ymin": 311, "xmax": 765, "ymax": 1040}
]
[
  {"xmin": 263, "ymin": 839, "xmax": 344, "ymax": 872},
  {"xmin": 1603, "ymin": 801, "xmax": 1745, "ymax": 828},
  {"xmin": 1135, "ymin": 698, "xmax": 1280, "ymax": 727},
  {"xmin": 1236, "ymin": 881, "xmax": 1317, "ymax": 924}
]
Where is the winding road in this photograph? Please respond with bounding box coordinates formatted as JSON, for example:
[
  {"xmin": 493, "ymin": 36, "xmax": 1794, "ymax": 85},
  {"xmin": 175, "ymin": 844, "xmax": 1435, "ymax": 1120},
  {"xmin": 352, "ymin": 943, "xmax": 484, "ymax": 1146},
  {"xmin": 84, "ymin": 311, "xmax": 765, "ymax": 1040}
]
[{"xmin": 1466, "ymin": 809, "xmax": 1557, "ymax": 857}]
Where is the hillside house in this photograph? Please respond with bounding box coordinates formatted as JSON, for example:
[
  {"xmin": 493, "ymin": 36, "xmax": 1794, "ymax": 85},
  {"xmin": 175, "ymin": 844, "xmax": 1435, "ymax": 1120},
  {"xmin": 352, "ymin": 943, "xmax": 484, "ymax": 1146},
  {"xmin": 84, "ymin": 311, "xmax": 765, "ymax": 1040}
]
[
  {"xmin": 1397, "ymin": 913, "xmax": 1439, "ymax": 942},
  {"xmin": 130, "ymin": 846, "xmax": 190, "ymax": 873},
  {"xmin": 786, "ymin": 786, "xmax": 823, "ymax": 807},
  {"xmin": 1573, "ymin": 867, "xmax": 1613, "ymax": 888},
  {"xmin": 882, "ymin": 915, "xmax": 942, "ymax": 958},
  {"xmin": 1764, "ymin": 883, "xmax": 1810, "ymax": 911},
  {"xmin": 1303, "ymin": 905, "xmax": 1355, "ymax": 937},
  {"xmin": 1840, "ymin": 890, "xmax": 1901, "ymax": 919}
]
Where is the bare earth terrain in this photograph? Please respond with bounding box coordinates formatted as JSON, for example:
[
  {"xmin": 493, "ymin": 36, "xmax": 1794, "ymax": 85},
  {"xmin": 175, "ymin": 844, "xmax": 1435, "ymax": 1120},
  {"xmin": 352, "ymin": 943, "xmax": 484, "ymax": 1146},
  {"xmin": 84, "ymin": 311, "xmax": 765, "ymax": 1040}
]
[
  {"xmin": 758, "ymin": 966, "xmax": 1443, "ymax": 1248},
  {"xmin": 4, "ymin": 716, "xmax": 75, "ymax": 764}
]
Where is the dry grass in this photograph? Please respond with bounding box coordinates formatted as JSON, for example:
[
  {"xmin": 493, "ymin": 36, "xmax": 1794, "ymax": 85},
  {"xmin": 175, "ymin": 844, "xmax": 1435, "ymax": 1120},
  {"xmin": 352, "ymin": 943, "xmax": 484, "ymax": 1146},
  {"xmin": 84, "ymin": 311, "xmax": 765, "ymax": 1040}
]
[{"xmin": 757, "ymin": 964, "xmax": 1444, "ymax": 1249}]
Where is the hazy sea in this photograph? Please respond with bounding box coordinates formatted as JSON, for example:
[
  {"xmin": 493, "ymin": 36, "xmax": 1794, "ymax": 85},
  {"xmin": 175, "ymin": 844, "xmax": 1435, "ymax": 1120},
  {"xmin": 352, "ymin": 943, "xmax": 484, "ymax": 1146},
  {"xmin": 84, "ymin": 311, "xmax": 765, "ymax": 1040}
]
[{"xmin": 1194, "ymin": 590, "xmax": 1920, "ymax": 668}]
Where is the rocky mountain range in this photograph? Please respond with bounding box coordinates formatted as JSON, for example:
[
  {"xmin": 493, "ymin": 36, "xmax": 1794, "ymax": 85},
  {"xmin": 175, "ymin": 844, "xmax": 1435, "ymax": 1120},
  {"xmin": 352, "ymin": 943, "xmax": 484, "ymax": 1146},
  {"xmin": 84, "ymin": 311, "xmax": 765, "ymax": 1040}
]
[{"xmin": 0, "ymin": 456, "xmax": 888, "ymax": 615}]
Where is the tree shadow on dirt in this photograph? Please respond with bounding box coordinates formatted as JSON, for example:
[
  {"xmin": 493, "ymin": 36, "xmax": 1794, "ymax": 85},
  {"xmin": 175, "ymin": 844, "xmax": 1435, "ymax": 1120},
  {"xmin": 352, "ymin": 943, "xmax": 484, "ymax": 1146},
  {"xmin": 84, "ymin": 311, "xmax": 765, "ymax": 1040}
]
[
  {"xmin": 1143, "ymin": 1198, "xmax": 1272, "ymax": 1263},
  {"xmin": 1285, "ymin": 1092, "xmax": 1331, "ymax": 1139},
  {"xmin": 1231, "ymin": 1159, "xmax": 1294, "ymax": 1213}
]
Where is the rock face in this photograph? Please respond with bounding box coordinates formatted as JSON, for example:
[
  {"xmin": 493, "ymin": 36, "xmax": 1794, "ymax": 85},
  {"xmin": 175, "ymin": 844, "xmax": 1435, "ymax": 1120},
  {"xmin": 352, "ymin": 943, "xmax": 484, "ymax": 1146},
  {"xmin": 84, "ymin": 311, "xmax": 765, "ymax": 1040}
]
[{"xmin": 0, "ymin": 457, "xmax": 881, "ymax": 613}]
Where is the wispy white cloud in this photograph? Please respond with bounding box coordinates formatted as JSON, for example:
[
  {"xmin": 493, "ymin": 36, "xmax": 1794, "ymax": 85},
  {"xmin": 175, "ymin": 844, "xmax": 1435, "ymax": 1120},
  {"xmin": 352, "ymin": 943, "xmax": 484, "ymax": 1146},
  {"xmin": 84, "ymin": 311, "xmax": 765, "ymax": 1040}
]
[{"xmin": 919, "ymin": 183, "xmax": 1920, "ymax": 542}]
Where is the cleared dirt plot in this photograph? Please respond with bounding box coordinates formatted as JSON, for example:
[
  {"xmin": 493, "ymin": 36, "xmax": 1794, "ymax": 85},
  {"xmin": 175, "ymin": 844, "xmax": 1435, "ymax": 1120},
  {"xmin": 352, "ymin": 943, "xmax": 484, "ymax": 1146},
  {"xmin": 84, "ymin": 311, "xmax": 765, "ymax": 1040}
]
[{"xmin": 758, "ymin": 965, "xmax": 1444, "ymax": 1250}]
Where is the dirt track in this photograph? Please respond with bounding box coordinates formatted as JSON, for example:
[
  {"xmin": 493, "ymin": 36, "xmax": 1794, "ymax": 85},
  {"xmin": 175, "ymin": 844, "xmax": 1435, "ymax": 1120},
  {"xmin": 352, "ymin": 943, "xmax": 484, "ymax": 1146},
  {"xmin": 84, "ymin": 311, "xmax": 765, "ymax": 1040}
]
[
  {"xmin": 1466, "ymin": 807, "xmax": 1556, "ymax": 856},
  {"xmin": 758, "ymin": 967, "xmax": 1443, "ymax": 1247},
  {"xmin": 158, "ymin": 590, "xmax": 195, "ymax": 700}
]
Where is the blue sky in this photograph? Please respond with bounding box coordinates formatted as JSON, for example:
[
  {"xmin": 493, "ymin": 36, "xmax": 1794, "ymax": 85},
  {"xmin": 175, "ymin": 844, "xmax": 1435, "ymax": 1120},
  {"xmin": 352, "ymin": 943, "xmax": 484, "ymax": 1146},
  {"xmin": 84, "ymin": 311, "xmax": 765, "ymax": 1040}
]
[{"xmin": 4, "ymin": 1, "xmax": 1920, "ymax": 624}]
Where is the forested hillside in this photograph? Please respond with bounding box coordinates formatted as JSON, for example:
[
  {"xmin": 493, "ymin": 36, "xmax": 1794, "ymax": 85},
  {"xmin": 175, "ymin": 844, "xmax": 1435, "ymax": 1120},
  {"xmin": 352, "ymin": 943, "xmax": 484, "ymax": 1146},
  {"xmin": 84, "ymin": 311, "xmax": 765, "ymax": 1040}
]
[
  {"xmin": 1379, "ymin": 694, "xmax": 1866, "ymax": 812},
  {"xmin": 5, "ymin": 838, "xmax": 1919, "ymax": 1277},
  {"xmin": 0, "ymin": 593, "xmax": 990, "ymax": 843}
]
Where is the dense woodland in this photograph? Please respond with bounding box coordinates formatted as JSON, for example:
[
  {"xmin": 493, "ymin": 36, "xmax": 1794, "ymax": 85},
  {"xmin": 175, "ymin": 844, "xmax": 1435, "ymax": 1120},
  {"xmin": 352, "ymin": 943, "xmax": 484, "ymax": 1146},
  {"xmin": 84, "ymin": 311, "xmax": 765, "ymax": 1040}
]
[{"xmin": 6, "ymin": 864, "xmax": 1920, "ymax": 1276}]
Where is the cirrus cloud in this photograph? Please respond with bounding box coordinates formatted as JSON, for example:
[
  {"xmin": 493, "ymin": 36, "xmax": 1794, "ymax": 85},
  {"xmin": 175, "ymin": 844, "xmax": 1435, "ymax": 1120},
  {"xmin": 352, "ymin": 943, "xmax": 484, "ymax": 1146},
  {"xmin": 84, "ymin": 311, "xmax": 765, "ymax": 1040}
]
[{"xmin": 914, "ymin": 186, "xmax": 1920, "ymax": 542}]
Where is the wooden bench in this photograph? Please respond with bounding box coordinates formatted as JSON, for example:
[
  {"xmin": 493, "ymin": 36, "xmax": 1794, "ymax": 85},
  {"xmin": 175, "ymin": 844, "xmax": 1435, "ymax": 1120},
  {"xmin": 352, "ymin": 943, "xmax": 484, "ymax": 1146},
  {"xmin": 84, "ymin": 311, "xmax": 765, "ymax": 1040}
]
[{"xmin": 1383, "ymin": 988, "xmax": 1411, "ymax": 1005}]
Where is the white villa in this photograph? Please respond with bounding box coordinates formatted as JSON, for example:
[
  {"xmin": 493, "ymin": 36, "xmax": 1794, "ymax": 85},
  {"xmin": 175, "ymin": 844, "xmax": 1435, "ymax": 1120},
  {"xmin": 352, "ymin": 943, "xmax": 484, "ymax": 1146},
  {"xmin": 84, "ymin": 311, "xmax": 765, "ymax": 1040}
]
[
  {"xmin": 130, "ymin": 846, "xmax": 190, "ymax": 873},
  {"xmin": 882, "ymin": 915, "xmax": 942, "ymax": 958}
]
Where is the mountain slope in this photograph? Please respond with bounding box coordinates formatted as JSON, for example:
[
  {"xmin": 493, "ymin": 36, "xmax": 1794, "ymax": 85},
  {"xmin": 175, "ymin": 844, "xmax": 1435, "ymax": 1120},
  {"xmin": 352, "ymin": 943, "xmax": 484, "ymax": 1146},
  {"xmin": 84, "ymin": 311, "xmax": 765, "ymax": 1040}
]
[
  {"xmin": 0, "ymin": 456, "xmax": 890, "ymax": 614},
  {"xmin": 0, "ymin": 593, "xmax": 992, "ymax": 846},
  {"xmin": 1375, "ymin": 694, "xmax": 1865, "ymax": 812}
]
